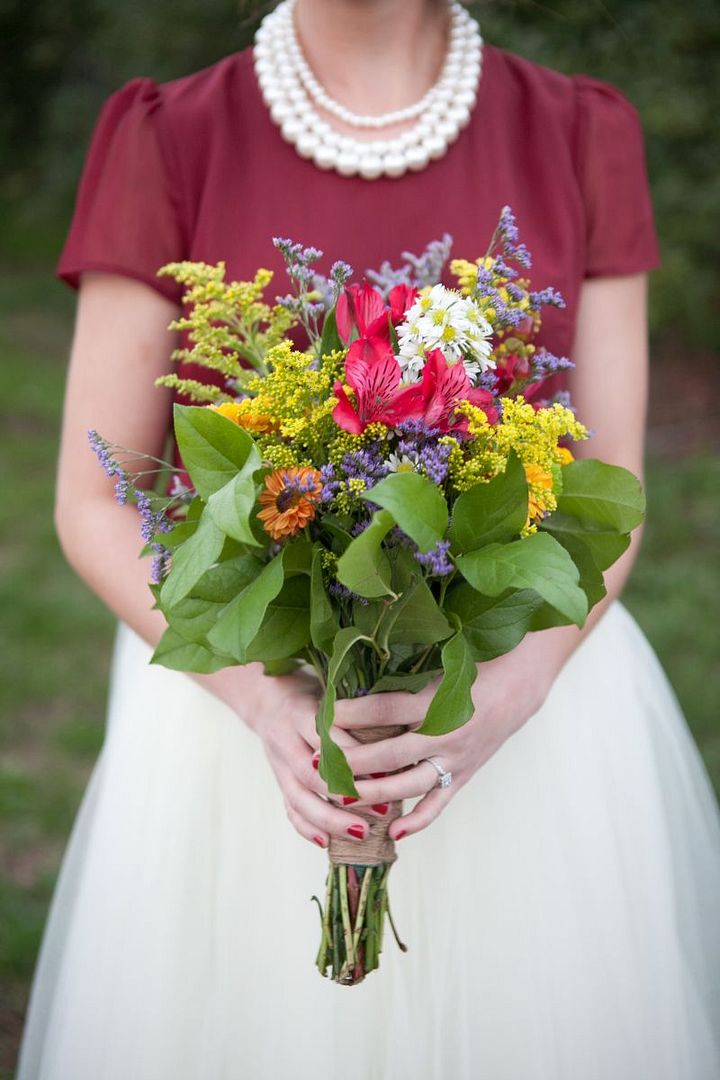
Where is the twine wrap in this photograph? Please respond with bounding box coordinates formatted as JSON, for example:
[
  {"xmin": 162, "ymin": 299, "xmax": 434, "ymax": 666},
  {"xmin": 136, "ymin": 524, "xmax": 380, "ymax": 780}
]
[{"xmin": 328, "ymin": 724, "xmax": 405, "ymax": 867}]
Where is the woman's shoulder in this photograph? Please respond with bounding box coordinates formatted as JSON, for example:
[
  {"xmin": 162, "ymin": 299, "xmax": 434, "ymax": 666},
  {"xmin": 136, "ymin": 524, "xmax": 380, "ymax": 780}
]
[
  {"xmin": 100, "ymin": 47, "xmax": 255, "ymax": 144},
  {"xmin": 484, "ymin": 41, "xmax": 643, "ymax": 130}
]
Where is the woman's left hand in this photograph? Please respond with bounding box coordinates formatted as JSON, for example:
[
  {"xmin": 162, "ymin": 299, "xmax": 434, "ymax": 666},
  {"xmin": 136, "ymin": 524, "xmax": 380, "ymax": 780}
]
[{"xmin": 333, "ymin": 643, "xmax": 558, "ymax": 839}]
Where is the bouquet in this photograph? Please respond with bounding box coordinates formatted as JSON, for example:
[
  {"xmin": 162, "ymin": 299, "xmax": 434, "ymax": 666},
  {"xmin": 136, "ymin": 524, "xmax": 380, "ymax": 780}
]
[{"xmin": 91, "ymin": 207, "xmax": 644, "ymax": 984}]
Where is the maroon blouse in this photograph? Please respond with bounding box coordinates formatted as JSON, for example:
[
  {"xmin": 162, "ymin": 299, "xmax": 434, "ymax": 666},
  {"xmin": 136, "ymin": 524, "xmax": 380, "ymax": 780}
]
[{"xmin": 55, "ymin": 43, "xmax": 661, "ymax": 377}]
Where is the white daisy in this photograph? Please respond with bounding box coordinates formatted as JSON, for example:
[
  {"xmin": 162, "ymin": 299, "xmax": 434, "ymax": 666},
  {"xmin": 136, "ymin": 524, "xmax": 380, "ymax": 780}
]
[{"xmin": 395, "ymin": 285, "xmax": 495, "ymax": 383}]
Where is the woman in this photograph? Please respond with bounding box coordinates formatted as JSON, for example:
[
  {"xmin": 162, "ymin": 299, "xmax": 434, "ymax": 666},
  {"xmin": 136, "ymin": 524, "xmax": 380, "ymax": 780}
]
[{"xmin": 17, "ymin": 0, "xmax": 720, "ymax": 1077}]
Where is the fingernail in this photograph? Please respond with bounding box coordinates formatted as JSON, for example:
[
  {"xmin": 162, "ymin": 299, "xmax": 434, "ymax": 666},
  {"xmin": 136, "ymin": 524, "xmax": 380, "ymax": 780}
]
[
  {"xmin": 370, "ymin": 772, "xmax": 387, "ymax": 779},
  {"xmin": 311, "ymin": 754, "xmax": 320, "ymax": 770},
  {"xmin": 347, "ymin": 824, "xmax": 365, "ymax": 839},
  {"xmin": 372, "ymin": 803, "xmax": 389, "ymax": 815},
  {"xmin": 395, "ymin": 829, "xmax": 407, "ymax": 840},
  {"xmin": 312, "ymin": 835, "xmax": 326, "ymax": 848},
  {"xmin": 341, "ymin": 796, "xmax": 358, "ymax": 805}
]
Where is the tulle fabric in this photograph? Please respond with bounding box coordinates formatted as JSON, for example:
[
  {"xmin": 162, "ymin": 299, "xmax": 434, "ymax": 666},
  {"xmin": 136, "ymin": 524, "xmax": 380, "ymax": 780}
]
[{"xmin": 17, "ymin": 603, "xmax": 720, "ymax": 1079}]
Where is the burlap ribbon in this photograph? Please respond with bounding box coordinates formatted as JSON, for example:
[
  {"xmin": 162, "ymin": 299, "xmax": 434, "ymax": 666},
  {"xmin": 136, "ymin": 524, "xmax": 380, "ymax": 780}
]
[{"xmin": 328, "ymin": 723, "xmax": 406, "ymax": 866}]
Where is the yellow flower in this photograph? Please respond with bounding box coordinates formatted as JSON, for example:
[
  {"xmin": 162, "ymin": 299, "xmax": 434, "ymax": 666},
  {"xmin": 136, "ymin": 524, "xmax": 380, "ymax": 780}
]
[
  {"xmin": 556, "ymin": 445, "xmax": 574, "ymax": 466},
  {"xmin": 208, "ymin": 401, "xmax": 244, "ymax": 424},
  {"xmin": 524, "ymin": 463, "xmax": 554, "ymax": 523}
]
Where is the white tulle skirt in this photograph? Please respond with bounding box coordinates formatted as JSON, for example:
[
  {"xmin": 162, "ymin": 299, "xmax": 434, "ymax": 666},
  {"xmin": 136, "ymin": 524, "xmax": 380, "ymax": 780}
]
[{"xmin": 16, "ymin": 602, "xmax": 720, "ymax": 1079}]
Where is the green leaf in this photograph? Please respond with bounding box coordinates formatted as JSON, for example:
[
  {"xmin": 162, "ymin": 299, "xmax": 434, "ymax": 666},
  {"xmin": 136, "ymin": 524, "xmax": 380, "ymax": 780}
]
[
  {"xmin": 336, "ymin": 509, "xmax": 394, "ymax": 598},
  {"xmin": 445, "ymin": 585, "xmax": 544, "ymax": 661},
  {"xmin": 316, "ymin": 627, "xmax": 372, "ymax": 796},
  {"xmin": 377, "ymin": 580, "xmax": 453, "ymax": 648},
  {"xmin": 173, "ymin": 404, "xmax": 258, "ymax": 500},
  {"xmin": 418, "ymin": 629, "xmax": 477, "ymax": 736},
  {"xmin": 151, "ymin": 627, "xmax": 232, "ymax": 673},
  {"xmin": 456, "ymin": 532, "xmax": 588, "ymax": 626},
  {"xmin": 542, "ymin": 510, "xmax": 630, "ymax": 571},
  {"xmin": 206, "ymin": 443, "xmax": 263, "ymax": 546},
  {"xmin": 244, "ymin": 576, "xmax": 311, "ymax": 662},
  {"xmin": 310, "ymin": 545, "xmax": 339, "ymax": 653},
  {"xmin": 370, "ymin": 669, "xmax": 441, "ymax": 694},
  {"xmin": 165, "ymin": 556, "xmax": 262, "ymax": 645},
  {"xmin": 159, "ymin": 509, "xmax": 225, "ymax": 610},
  {"xmin": 556, "ymin": 459, "xmax": 645, "ymax": 533},
  {"xmin": 206, "ymin": 552, "xmax": 285, "ymax": 661},
  {"xmin": 263, "ymin": 658, "xmax": 302, "ymax": 676},
  {"xmin": 283, "ymin": 539, "xmax": 313, "ymax": 576},
  {"xmin": 529, "ymin": 535, "xmax": 607, "ymax": 630},
  {"xmin": 319, "ymin": 305, "xmax": 343, "ymax": 356},
  {"xmin": 449, "ymin": 451, "xmax": 528, "ymax": 550},
  {"xmin": 363, "ymin": 472, "xmax": 448, "ymax": 552}
]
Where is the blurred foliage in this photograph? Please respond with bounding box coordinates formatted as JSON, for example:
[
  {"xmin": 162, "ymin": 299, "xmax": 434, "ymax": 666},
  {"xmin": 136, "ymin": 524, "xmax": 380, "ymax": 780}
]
[{"xmin": 0, "ymin": 0, "xmax": 719, "ymax": 343}]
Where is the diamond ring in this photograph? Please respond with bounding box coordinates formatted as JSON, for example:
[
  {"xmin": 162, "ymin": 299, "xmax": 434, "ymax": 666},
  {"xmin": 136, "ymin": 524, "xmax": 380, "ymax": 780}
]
[{"xmin": 424, "ymin": 757, "xmax": 453, "ymax": 790}]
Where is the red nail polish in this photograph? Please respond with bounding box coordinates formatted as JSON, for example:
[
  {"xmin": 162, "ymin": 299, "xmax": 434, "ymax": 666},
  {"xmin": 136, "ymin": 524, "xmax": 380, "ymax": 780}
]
[
  {"xmin": 395, "ymin": 829, "xmax": 407, "ymax": 840},
  {"xmin": 312, "ymin": 835, "xmax": 326, "ymax": 848},
  {"xmin": 372, "ymin": 803, "xmax": 389, "ymax": 815},
  {"xmin": 341, "ymin": 796, "xmax": 358, "ymax": 805},
  {"xmin": 311, "ymin": 754, "xmax": 320, "ymax": 770},
  {"xmin": 370, "ymin": 771, "xmax": 388, "ymax": 779},
  {"xmin": 347, "ymin": 824, "xmax": 365, "ymax": 839}
]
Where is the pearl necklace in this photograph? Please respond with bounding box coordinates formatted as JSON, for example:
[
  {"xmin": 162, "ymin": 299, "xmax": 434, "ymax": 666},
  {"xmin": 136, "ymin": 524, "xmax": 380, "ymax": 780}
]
[{"xmin": 253, "ymin": 0, "xmax": 483, "ymax": 180}]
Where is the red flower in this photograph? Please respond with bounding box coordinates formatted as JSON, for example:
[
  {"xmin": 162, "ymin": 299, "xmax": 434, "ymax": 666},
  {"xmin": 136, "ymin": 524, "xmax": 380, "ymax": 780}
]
[
  {"xmin": 333, "ymin": 343, "xmax": 498, "ymax": 435},
  {"xmin": 332, "ymin": 337, "xmax": 407, "ymax": 433},
  {"xmin": 335, "ymin": 283, "xmax": 419, "ymax": 344},
  {"xmin": 493, "ymin": 351, "xmax": 531, "ymax": 394},
  {"xmin": 392, "ymin": 350, "xmax": 499, "ymax": 432},
  {"xmin": 388, "ymin": 284, "xmax": 419, "ymax": 323}
]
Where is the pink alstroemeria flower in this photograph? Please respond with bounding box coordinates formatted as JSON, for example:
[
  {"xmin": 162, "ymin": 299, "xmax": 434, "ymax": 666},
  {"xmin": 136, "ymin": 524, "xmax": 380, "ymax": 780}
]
[
  {"xmin": 332, "ymin": 337, "xmax": 407, "ymax": 434},
  {"xmin": 335, "ymin": 283, "xmax": 419, "ymax": 344},
  {"xmin": 333, "ymin": 342, "xmax": 499, "ymax": 435},
  {"xmin": 392, "ymin": 349, "xmax": 500, "ymax": 433}
]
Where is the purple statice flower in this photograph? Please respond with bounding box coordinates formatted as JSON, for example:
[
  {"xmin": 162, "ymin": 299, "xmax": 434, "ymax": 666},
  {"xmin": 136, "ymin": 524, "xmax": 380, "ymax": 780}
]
[
  {"xmin": 415, "ymin": 539, "xmax": 454, "ymax": 577},
  {"xmin": 328, "ymin": 580, "xmax": 368, "ymax": 606},
  {"xmin": 88, "ymin": 430, "xmax": 125, "ymax": 481},
  {"xmin": 393, "ymin": 420, "xmax": 453, "ymax": 485},
  {"xmin": 135, "ymin": 490, "xmax": 173, "ymax": 544},
  {"xmin": 529, "ymin": 286, "xmax": 566, "ymax": 310},
  {"xmin": 150, "ymin": 543, "xmax": 171, "ymax": 584},
  {"xmin": 319, "ymin": 462, "xmax": 341, "ymax": 504},
  {"xmin": 530, "ymin": 348, "xmax": 575, "ymax": 382},
  {"xmin": 341, "ymin": 444, "xmax": 391, "ymax": 487},
  {"xmin": 495, "ymin": 206, "xmax": 532, "ymax": 269}
]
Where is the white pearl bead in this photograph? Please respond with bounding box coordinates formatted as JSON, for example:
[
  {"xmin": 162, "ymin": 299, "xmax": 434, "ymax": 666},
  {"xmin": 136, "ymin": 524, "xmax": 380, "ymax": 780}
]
[
  {"xmin": 336, "ymin": 151, "xmax": 360, "ymax": 176},
  {"xmin": 296, "ymin": 131, "xmax": 320, "ymax": 158},
  {"xmin": 270, "ymin": 101, "xmax": 294, "ymax": 124},
  {"xmin": 435, "ymin": 119, "xmax": 460, "ymax": 143},
  {"xmin": 424, "ymin": 134, "xmax": 447, "ymax": 160},
  {"xmin": 455, "ymin": 87, "xmax": 477, "ymax": 107},
  {"xmin": 449, "ymin": 105, "xmax": 471, "ymax": 128},
  {"xmin": 313, "ymin": 144, "xmax": 338, "ymax": 170},
  {"xmin": 405, "ymin": 145, "xmax": 431, "ymax": 171},
  {"xmin": 281, "ymin": 118, "xmax": 305, "ymax": 143},
  {"xmin": 359, "ymin": 155, "xmax": 384, "ymax": 180},
  {"xmin": 382, "ymin": 153, "xmax": 408, "ymax": 178}
]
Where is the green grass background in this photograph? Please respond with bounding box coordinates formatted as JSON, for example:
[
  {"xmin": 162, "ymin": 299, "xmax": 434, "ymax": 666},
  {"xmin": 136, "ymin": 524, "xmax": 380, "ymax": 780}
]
[{"xmin": 0, "ymin": 269, "xmax": 718, "ymax": 1073}]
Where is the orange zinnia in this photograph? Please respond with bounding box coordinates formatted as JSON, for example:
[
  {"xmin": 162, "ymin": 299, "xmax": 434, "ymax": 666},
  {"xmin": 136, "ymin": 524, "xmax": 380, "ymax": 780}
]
[{"xmin": 257, "ymin": 467, "xmax": 323, "ymax": 541}]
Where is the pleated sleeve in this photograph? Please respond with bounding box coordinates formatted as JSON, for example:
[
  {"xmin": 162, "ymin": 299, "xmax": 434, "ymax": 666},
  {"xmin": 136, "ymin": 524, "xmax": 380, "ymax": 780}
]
[
  {"xmin": 572, "ymin": 75, "xmax": 661, "ymax": 278},
  {"xmin": 55, "ymin": 77, "xmax": 186, "ymax": 304}
]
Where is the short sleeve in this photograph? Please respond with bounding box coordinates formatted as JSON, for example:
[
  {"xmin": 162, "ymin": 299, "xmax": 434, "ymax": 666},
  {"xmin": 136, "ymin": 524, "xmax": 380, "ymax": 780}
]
[
  {"xmin": 572, "ymin": 75, "xmax": 661, "ymax": 278},
  {"xmin": 55, "ymin": 77, "xmax": 186, "ymax": 304}
]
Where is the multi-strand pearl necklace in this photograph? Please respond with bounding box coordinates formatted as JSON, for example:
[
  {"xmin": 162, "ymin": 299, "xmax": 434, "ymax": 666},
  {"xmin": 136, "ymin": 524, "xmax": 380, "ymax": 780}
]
[{"xmin": 253, "ymin": 0, "xmax": 483, "ymax": 180}]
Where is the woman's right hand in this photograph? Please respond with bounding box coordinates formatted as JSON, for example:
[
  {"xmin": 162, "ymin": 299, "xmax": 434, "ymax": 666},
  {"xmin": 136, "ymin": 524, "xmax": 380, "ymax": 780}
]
[{"xmin": 245, "ymin": 670, "xmax": 380, "ymax": 850}]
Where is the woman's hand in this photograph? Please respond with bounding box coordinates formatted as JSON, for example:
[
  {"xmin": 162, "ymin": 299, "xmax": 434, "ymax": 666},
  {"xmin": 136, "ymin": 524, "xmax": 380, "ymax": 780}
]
[
  {"xmin": 334, "ymin": 634, "xmax": 567, "ymax": 840},
  {"xmin": 245, "ymin": 669, "xmax": 389, "ymax": 850}
]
